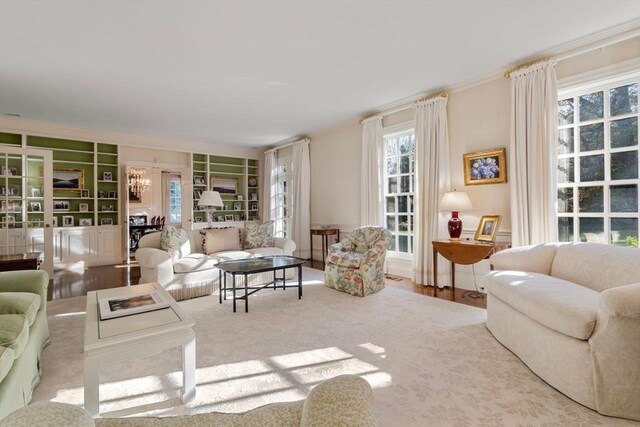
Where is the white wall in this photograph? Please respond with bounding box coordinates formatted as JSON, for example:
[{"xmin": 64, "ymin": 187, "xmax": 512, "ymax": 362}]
[{"xmin": 307, "ymin": 36, "xmax": 640, "ymax": 289}]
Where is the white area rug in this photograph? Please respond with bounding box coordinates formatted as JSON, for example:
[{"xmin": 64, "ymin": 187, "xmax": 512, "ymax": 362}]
[{"xmin": 34, "ymin": 268, "xmax": 637, "ymax": 426}]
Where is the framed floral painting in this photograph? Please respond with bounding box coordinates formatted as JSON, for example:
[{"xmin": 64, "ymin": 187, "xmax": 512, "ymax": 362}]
[{"xmin": 463, "ymin": 148, "xmax": 507, "ymax": 185}]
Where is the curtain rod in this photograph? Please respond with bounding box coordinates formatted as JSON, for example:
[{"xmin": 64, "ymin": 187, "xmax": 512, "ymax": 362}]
[
  {"xmin": 360, "ymin": 91, "xmax": 450, "ymax": 123},
  {"xmin": 265, "ymin": 137, "xmax": 310, "ymax": 154}
]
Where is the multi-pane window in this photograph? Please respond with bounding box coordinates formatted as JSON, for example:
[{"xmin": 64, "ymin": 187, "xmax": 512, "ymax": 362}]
[
  {"xmin": 274, "ymin": 157, "xmax": 291, "ymax": 238},
  {"xmin": 384, "ymin": 129, "xmax": 415, "ymax": 254},
  {"xmin": 557, "ymin": 75, "xmax": 639, "ymax": 246},
  {"xmin": 168, "ymin": 175, "xmax": 182, "ymax": 225}
]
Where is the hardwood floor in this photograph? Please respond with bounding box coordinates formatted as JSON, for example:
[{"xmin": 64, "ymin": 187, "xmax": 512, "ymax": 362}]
[{"xmin": 48, "ymin": 260, "xmax": 486, "ymax": 309}]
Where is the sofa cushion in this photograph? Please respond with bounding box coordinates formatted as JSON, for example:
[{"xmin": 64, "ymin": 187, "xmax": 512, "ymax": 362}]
[
  {"xmin": 551, "ymin": 243, "xmax": 640, "ymax": 292},
  {"xmin": 489, "ymin": 243, "xmax": 559, "ymax": 275},
  {"xmin": 0, "ymin": 314, "xmax": 30, "ymax": 358},
  {"xmin": 211, "ymin": 251, "xmax": 255, "ymax": 262},
  {"xmin": 327, "ymin": 252, "xmax": 363, "ymax": 269},
  {"xmin": 244, "ymin": 221, "xmax": 275, "ymax": 249},
  {"xmin": 0, "ymin": 346, "xmax": 15, "ymax": 383},
  {"xmin": 486, "ymin": 271, "xmax": 599, "ymax": 340},
  {"xmin": 246, "ymin": 247, "xmax": 285, "ymax": 257},
  {"xmin": 0, "ymin": 292, "xmax": 41, "ymax": 326},
  {"xmin": 173, "ymin": 253, "xmax": 218, "ymax": 274},
  {"xmin": 160, "ymin": 226, "xmax": 190, "ymax": 261},
  {"xmin": 200, "ymin": 227, "xmax": 241, "ymax": 254}
]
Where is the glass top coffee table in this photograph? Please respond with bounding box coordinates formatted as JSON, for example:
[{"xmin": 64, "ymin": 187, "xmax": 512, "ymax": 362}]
[{"xmin": 216, "ymin": 255, "xmax": 307, "ymax": 313}]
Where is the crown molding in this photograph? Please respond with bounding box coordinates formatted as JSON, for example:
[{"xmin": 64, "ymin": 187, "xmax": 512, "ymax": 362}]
[{"xmin": 0, "ymin": 116, "xmax": 262, "ymax": 159}]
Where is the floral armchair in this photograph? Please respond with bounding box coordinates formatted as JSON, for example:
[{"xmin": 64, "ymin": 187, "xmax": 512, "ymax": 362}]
[{"xmin": 324, "ymin": 226, "xmax": 392, "ymax": 297}]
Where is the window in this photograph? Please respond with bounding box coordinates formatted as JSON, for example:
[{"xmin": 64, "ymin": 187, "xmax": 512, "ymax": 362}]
[
  {"xmin": 557, "ymin": 75, "xmax": 639, "ymax": 246},
  {"xmin": 274, "ymin": 156, "xmax": 291, "ymax": 237},
  {"xmin": 383, "ymin": 128, "xmax": 415, "ymax": 255},
  {"xmin": 168, "ymin": 175, "xmax": 182, "ymax": 225}
]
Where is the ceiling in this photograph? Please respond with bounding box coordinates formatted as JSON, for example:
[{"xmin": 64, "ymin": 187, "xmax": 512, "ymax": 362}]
[{"xmin": 0, "ymin": 1, "xmax": 639, "ymax": 149}]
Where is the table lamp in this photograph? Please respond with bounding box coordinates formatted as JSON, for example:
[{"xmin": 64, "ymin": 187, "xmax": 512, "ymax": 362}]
[
  {"xmin": 440, "ymin": 190, "xmax": 473, "ymax": 241},
  {"xmin": 197, "ymin": 191, "xmax": 224, "ymax": 228}
]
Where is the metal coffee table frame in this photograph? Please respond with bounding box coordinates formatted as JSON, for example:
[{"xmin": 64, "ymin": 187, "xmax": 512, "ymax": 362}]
[{"xmin": 217, "ymin": 256, "xmax": 306, "ymax": 313}]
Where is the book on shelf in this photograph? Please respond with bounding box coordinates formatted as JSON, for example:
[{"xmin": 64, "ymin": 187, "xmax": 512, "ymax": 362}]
[{"xmin": 98, "ymin": 291, "xmax": 170, "ymax": 320}]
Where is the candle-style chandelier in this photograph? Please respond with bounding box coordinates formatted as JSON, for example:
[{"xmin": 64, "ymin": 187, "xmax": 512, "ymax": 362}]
[{"xmin": 128, "ymin": 168, "xmax": 151, "ymax": 197}]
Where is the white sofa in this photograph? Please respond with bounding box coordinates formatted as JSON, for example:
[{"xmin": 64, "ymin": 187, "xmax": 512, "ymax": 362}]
[
  {"xmin": 486, "ymin": 242, "xmax": 640, "ymax": 421},
  {"xmin": 135, "ymin": 227, "xmax": 296, "ymax": 301}
]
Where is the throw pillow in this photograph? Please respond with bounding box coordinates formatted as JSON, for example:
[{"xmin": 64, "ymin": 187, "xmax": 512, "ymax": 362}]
[
  {"xmin": 244, "ymin": 221, "xmax": 275, "ymax": 249},
  {"xmin": 200, "ymin": 227, "xmax": 241, "ymax": 254},
  {"xmin": 160, "ymin": 226, "xmax": 190, "ymax": 261}
]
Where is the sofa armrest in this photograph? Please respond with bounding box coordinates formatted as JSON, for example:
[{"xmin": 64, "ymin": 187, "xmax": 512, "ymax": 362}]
[
  {"xmin": 0, "ymin": 270, "xmax": 49, "ymax": 313},
  {"xmin": 489, "ymin": 243, "xmax": 559, "ymax": 274},
  {"xmin": 134, "ymin": 248, "xmax": 174, "ymax": 285},
  {"xmin": 301, "ymin": 374, "xmax": 376, "ymax": 426},
  {"xmin": 600, "ymin": 282, "xmax": 640, "ymax": 319},
  {"xmin": 274, "ymin": 237, "xmax": 296, "ymax": 256},
  {"xmin": 134, "ymin": 247, "xmax": 172, "ymax": 267}
]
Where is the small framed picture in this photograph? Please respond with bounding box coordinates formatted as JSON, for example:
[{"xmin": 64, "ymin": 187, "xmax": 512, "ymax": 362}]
[
  {"xmin": 9, "ymin": 167, "xmax": 18, "ymax": 176},
  {"xmin": 474, "ymin": 215, "xmax": 501, "ymax": 242},
  {"xmin": 31, "ymin": 187, "xmax": 42, "ymax": 197},
  {"xmin": 5, "ymin": 215, "xmax": 15, "ymax": 228},
  {"xmin": 108, "ymin": 191, "xmax": 117, "ymax": 198},
  {"xmin": 98, "ymin": 190, "xmax": 106, "ymax": 198},
  {"xmin": 194, "ymin": 216, "xmax": 202, "ymax": 223},
  {"xmin": 81, "ymin": 189, "xmax": 90, "ymax": 198},
  {"xmin": 9, "ymin": 185, "xmax": 20, "ymax": 196},
  {"xmin": 54, "ymin": 200, "xmax": 70, "ymax": 211},
  {"xmin": 237, "ymin": 194, "xmax": 243, "ymax": 201},
  {"xmin": 233, "ymin": 202, "xmax": 242, "ymax": 211},
  {"xmin": 193, "ymin": 175, "xmax": 206, "ymax": 185},
  {"xmin": 101, "ymin": 205, "xmax": 113, "ymax": 212},
  {"xmin": 234, "ymin": 214, "xmax": 241, "ymax": 221},
  {"xmin": 79, "ymin": 218, "xmax": 92, "ymax": 226},
  {"xmin": 224, "ymin": 214, "xmax": 234, "ymax": 221},
  {"xmin": 62, "ymin": 215, "xmax": 74, "ymax": 227},
  {"xmin": 217, "ymin": 215, "xmax": 225, "ymax": 222},
  {"xmin": 29, "ymin": 202, "xmax": 41, "ymax": 212},
  {"xmin": 249, "ymin": 193, "xmax": 258, "ymax": 201},
  {"xmin": 79, "ymin": 203, "xmax": 89, "ymax": 212},
  {"xmin": 103, "ymin": 172, "xmax": 113, "ymax": 181},
  {"xmin": 250, "ymin": 202, "xmax": 258, "ymax": 210},
  {"xmin": 463, "ymin": 148, "xmax": 507, "ymax": 185},
  {"xmin": 52, "ymin": 216, "xmax": 58, "ymax": 227},
  {"xmin": 100, "ymin": 218, "xmax": 113, "ymax": 226}
]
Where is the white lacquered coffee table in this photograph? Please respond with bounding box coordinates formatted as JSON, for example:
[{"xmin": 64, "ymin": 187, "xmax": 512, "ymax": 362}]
[{"xmin": 84, "ymin": 282, "xmax": 196, "ymax": 418}]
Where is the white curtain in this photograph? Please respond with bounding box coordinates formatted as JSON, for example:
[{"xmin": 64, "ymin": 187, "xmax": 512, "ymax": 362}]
[
  {"xmin": 510, "ymin": 60, "xmax": 558, "ymax": 247},
  {"xmin": 291, "ymin": 139, "xmax": 311, "ymax": 258},
  {"xmin": 360, "ymin": 116, "xmax": 384, "ymax": 226},
  {"xmin": 413, "ymin": 97, "xmax": 451, "ymax": 286},
  {"xmin": 262, "ymin": 150, "xmax": 277, "ymax": 223},
  {"xmin": 161, "ymin": 171, "xmax": 171, "ymax": 224}
]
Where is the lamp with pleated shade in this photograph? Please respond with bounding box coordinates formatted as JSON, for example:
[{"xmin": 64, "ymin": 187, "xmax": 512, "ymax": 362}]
[
  {"xmin": 197, "ymin": 191, "xmax": 224, "ymax": 228},
  {"xmin": 440, "ymin": 190, "xmax": 473, "ymax": 241}
]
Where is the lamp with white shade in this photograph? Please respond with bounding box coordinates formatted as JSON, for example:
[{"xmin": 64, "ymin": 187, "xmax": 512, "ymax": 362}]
[
  {"xmin": 197, "ymin": 191, "xmax": 224, "ymax": 228},
  {"xmin": 440, "ymin": 190, "xmax": 473, "ymax": 241}
]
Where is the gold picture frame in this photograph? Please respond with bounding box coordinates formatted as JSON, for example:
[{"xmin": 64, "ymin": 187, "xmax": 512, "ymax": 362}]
[
  {"xmin": 474, "ymin": 215, "xmax": 501, "ymax": 242},
  {"xmin": 463, "ymin": 148, "xmax": 507, "ymax": 185}
]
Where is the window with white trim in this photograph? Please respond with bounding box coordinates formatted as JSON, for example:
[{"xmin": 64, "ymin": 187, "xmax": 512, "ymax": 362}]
[
  {"xmin": 168, "ymin": 174, "xmax": 182, "ymax": 225},
  {"xmin": 557, "ymin": 75, "xmax": 639, "ymax": 246},
  {"xmin": 274, "ymin": 156, "xmax": 291, "ymax": 238},
  {"xmin": 384, "ymin": 128, "xmax": 415, "ymax": 255}
]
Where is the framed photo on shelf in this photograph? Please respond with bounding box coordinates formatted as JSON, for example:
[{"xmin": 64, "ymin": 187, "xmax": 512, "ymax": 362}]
[
  {"xmin": 249, "ymin": 193, "xmax": 258, "ymax": 201},
  {"xmin": 237, "ymin": 194, "xmax": 243, "ymax": 201},
  {"xmin": 234, "ymin": 214, "xmax": 241, "ymax": 221},
  {"xmin": 193, "ymin": 175, "xmax": 206, "ymax": 185},
  {"xmin": 81, "ymin": 189, "xmax": 90, "ymax": 198},
  {"xmin": 53, "ymin": 200, "xmax": 70, "ymax": 211},
  {"xmin": 224, "ymin": 214, "xmax": 234, "ymax": 221},
  {"xmin": 98, "ymin": 190, "xmax": 107, "ymax": 198},
  {"xmin": 250, "ymin": 202, "xmax": 258, "ymax": 210},
  {"xmin": 474, "ymin": 215, "xmax": 501, "ymax": 242},
  {"xmin": 101, "ymin": 205, "xmax": 113, "ymax": 212},
  {"xmin": 79, "ymin": 218, "xmax": 92, "ymax": 226},
  {"xmin": 463, "ymin": 148, "xmax": 507, "ymax": 185},
  {"xmin": 31, "ymin": 187, "xmax": 42, "ymax": 197},
  {"xmin": 100, "ymin": 218, "xmax": 113, "ymax": 226},
  {"xmin": 211, "ymin": 177, "xmax": 237, "ymax": 194},
  {"xmin": 193, "ymin": 189, "xmax": 202, "ymax": 199},
  {"xmin": 62, "ymin": 215, "xmax": 74, "ymax": 227},
  {"xmin": 108, "ymin": 191, "xmax": 117, "ymax": 198},
  {"xmin": 217, "ymin": 215, "xmax": 225, "ymax": 222},
  {"xmin": 79, "ymin": 203, "xmax": 89, "ymax": 212},
  {"xmin": 30, "ymin": 202, "xmax": 41, "ymax": 212},
  {"xmin": 233, "ymin": 202, "xmax": 242, "ymax": 211},
  {"xmin": 53, "ymin": 169, "xmax": 84, "ymax": 191},
  {"xmin": 103, "ymin": 172, "xmax": 113, "ymax": 181}
]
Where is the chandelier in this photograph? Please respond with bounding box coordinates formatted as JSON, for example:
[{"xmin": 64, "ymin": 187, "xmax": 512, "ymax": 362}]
[{"xmin": 128, "ymin": 168, "xmax": 151, "ymax": 197}]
